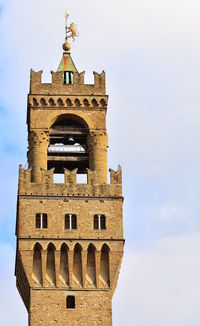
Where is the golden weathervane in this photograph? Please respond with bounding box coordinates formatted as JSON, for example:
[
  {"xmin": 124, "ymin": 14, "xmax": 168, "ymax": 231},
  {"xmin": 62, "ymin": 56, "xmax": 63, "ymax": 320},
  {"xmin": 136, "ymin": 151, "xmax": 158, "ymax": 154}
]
[{"xmin": 63, "ymin": 12, "xmax": 79, "ymax": 52}]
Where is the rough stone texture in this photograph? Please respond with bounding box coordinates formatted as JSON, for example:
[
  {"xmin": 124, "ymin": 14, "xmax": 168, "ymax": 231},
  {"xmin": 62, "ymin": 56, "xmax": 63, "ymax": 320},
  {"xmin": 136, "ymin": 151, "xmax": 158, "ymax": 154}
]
[
  {"xmin": 30, "ymin": 290, "xmax": 112, "ymax": 326},
  {"xmin": 15, "ymin": 53, "xmax": 124, "ymax": 325}
]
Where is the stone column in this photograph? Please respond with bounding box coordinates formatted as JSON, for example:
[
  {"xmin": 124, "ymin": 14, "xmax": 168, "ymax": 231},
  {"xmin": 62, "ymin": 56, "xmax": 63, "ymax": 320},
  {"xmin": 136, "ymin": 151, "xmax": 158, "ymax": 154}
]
[
  {"xmin": 87, "ymin": 131, "xmax": 108, "ymax": 184},
  {"xmin": 95, "ymin": 250, "xmax": 101, "ymax": 288},
  {"xmin": 81, "ymin": 250, "xmax": 87, "ymax": 288},
  {"xmin": 28, "ymin": 130, "xmax": 49, "ymax": 182},
  {"xmin": 41, "ymin": 250, "xmax": 47, "ymax": 287},
  {"xmin": 55, "ymin": 250, "xmax": 60, "ymax": 287}
]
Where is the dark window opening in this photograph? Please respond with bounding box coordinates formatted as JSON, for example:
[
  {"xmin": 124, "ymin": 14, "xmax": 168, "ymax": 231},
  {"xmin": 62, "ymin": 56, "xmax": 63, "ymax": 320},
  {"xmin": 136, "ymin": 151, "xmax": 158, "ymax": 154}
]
[
  {"xmin": 36, "ymin": 213, "xmax": 48, "ymax": 229},
  {"xmin": 94, "ymin": 214, "xmax": 106, "ymax": 230},
  {"xmin": 66, "ymin": 295, "xmax": 75, "ymax": 309},
  {"xmin": 65, "ymin": 214, "xmax": 77, "ymax": 229},
  {"xmin": 63, "ymin": 71, "xmax": 74, "ymax": 85},
  {"xmin": 94, "ymin": 215, "xmax": 98, "ymax": 230}
]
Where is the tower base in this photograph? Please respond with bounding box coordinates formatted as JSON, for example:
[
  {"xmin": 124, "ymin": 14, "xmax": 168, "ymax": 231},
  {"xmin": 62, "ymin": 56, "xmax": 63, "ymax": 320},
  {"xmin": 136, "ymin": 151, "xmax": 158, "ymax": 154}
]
[{"xmin": 29, "ymin": 289, "xmax": 112, "ymax": 326}]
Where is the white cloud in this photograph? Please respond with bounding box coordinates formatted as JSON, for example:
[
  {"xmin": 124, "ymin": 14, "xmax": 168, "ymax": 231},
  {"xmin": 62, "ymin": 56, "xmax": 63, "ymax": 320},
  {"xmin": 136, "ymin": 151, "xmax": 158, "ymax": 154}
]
[
  {"xmin": 113, "ymin": 233, "xmax": 200, "ymax": 326},
  {"xmin": 0, "ymin": 1, "xmax": 200, "ymax": 324}
]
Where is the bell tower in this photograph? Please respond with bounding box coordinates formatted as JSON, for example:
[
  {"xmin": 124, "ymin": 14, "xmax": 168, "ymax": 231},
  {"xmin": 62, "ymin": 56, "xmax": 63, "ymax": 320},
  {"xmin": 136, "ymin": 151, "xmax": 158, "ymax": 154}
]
[{"xmin": 15, "ymin": 13, "xmax": 124, "ymax": 326}]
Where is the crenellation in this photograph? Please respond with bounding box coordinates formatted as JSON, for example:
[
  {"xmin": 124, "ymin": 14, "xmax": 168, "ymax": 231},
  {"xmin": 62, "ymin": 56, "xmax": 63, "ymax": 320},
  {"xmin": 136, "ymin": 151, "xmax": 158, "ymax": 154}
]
[
  {"xmin": 18, "ymin": 166, "xmax": 122, "ymax": 197},
  {"xmin": 30, "ymin": 70, "xmax": 106, "ymax": 96}
]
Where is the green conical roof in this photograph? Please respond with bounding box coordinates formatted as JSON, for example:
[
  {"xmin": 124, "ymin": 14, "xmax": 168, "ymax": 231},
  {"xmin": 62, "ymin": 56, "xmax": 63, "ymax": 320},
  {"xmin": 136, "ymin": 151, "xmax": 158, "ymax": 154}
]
[{"xmin": 57, "ymin": 52, "xmax": 78, "ymax": 73}]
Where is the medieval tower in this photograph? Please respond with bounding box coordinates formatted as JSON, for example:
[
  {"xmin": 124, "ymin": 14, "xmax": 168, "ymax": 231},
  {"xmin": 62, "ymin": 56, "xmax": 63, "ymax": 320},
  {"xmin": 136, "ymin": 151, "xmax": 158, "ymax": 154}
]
[{"xmin": 15, "ymin": 13, "xmax": 124, "ymax": 325}]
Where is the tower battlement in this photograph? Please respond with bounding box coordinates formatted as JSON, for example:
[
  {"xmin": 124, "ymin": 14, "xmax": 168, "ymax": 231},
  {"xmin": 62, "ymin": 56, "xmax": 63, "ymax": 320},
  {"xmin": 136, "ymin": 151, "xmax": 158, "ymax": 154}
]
[
  {"xmin": 18, "ymin": 165, "xmax": 122, "ymax": 197},
  {"xmin": 30, "ymin": 70, "xmax": 106, "ymax": 95}
]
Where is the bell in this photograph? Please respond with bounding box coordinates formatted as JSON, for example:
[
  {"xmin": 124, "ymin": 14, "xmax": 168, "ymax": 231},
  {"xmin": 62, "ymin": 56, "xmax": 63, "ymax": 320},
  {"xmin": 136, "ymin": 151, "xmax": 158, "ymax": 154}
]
[{"xmin": 68, "ymin": 136, "xmax": 75, "ymax": 143}]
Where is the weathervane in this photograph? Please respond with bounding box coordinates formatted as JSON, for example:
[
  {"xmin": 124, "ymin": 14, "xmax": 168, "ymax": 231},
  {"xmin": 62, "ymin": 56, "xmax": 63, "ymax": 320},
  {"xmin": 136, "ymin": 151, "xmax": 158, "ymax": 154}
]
[{"xmin": 63, "ymin": 12, "xmax": 79, "ymax": 52}]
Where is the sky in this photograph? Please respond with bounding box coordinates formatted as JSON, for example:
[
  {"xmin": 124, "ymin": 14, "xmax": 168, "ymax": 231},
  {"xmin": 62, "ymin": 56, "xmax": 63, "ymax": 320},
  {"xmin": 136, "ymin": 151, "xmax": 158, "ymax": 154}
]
[{"xmin": 0, "ymin": 0, "xmax": 200, "ymax": 325}]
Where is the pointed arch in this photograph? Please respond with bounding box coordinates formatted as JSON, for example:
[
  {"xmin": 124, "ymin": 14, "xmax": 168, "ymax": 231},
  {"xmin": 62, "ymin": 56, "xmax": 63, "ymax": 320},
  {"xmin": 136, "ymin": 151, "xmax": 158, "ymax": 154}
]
[
  {"xmin": 91, "ymin": 98, "xmax": 98, "ymax": 108},
  {"xmin": 72, "ymin": 243, "xmax": 82, "ymax": 287},
  {"xmin": 59, "ymin": 243, "xmax": 69, "ymax": 286},
  {"xmin": 83, "ymin": 98, "xmax": 89, "ymax": 107},
  {"xmin": 86, "ymin": 244, "xmax": 96, "ymax": 287},
  {"xmin": 40, "ymin": 97, "xmax": 47, "ymax": 107},
  {"xmin": 74, "ymin": 98, "xmax": 81, "ymax": 107},
  {"xmin": 57, "ymin": 98, "xmax": 64, "ymax": 107},
  {"xmin": 100, "ymin": 244, "xmax": 110, "ymax": 287},
  {"xmin": 46, "ymin": 243, "xmax": 56, "ymax": 286},
  {"xmin": 66, "ymin": 98, "xmax": 72, "ymax": 107},
  {"xmin": 100, "ymin": 98, "xmax": 106, "ymax": 107},
  {"xmin": 32, "ymin": 242, "xmax": 42, "ymax": 285},
  {"xmin": 33, "ymin": 98, "xmax": 39, "ymax": 107},
  {"xmin": 49, "ymin": 98, "xmax": 55, "ymax": 107}
]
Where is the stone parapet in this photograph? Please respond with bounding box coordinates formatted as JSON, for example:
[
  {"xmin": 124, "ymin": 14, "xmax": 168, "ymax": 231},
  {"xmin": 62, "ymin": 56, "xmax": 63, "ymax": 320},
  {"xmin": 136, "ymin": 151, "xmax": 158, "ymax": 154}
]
[
  {"xmin": 18, "ymin": 165, "xmax": 122, "ymax": 197},
  {"xmin": 30, "ymin": 70, "xmax": 106, "ymax": 95}
]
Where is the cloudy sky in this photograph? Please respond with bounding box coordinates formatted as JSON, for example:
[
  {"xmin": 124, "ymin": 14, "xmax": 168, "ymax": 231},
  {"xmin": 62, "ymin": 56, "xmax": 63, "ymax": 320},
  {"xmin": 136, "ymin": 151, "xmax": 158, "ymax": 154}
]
[{"xmin": 1, "ymin": 0, "xmax": 200, "ymax": 325}]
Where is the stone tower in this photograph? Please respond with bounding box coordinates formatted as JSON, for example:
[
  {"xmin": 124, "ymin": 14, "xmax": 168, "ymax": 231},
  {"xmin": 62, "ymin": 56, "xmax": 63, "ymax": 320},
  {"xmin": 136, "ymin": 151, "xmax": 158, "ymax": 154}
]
[{"xmin": 15, "ymin": 15, "xmax": 124, "ymax": 326}]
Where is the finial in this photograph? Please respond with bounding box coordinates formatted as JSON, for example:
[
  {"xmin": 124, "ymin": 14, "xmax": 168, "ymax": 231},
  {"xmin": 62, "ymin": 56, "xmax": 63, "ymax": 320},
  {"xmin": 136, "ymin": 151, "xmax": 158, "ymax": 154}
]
[{"xmin": 63, "ymin": 12, "xmax": 79, "ymax": 52}]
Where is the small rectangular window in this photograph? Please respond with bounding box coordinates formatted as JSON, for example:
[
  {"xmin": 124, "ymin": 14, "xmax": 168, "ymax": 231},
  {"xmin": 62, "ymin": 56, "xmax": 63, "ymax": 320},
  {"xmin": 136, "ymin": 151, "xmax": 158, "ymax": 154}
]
[
  {"xmin": 42, "ymin": 214, "xmax": 48, "ymax": 228},
  {"xmin": 94, "ymin": 214, "xmax": 106, "ymax": 230},
  {"xmin": 65, "ymin": 214, "xmax": 77, "ymax": 229},
  {"xmin": 66, "ymin": 295, "xmax": 75, "ymax": 309},
  {"xmin": 100, "ymin": 215, "xmax": 106, "ymax": 229},
  {"xmin": 72, "ymin": 215, "xmax": 77, "ymax": 229},
  {"xmin": 36, "ymin": 214, "xmax": 41, "ymax": 228},
  {"xmin": 36, "ymin": 213, "xmax": 48, "ymax": 229},
  {"xmin": 94, "ymin": 215, "xmax": 99, "ymax": 229}
]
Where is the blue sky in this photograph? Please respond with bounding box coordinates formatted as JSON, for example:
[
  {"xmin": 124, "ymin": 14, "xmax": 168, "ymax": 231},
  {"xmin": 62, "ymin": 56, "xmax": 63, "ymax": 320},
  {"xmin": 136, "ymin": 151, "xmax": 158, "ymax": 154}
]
[{"xmin": 1, "ymin": 0, "xmax": 200, "ymax": 325}]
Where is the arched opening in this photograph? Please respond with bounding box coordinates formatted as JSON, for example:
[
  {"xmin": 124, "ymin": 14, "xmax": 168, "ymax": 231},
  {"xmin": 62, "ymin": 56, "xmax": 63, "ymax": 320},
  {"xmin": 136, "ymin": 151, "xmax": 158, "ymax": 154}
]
[
  {"xmin": 100, "ymin": 99, "xmax": 106, "ymax": 107},
  {"xmin": 32, "ymin": 243, "xmax": 42, "ymax": 286},
  {"xmin": 49, "ymin": 98, "xmax": 55, "ymax": 107},
  {"xmin": 72, "ymin": 243, "xmax": 82, "ymax": 287},
  {"xmin": 91, "ymin": 99, "xmax": 98, "ymax": 107},
  {"xmin": 59, "ymin": 243, "xmax": 69, "ymax": 286},
  {"xmin": 33, "ymin": 98, "xmax": 38, "ymax": 107},
  {"xmin": 74, "ymin": 98, "xmax": 81, "ymax": 107},
  {"xmin": 46, "ymin": 243, "xmax": 56, "ymax": 286},
  {"xmin": 99, "ymin": 244, "xmax": 110, "ymax": 287},
  {"xmin": 66, "ymin": 98, "xmax": 72, "ymax": 107},
  {"xmin": 83, "ymin": 98, "xmax": 89, "ymax": 107},
  {"xmin": 40, "ymin": 98, "xmax": 47, "ymax": 107},
  {"xmin": 48, "ymin": 115, "xmax": 89, "ymax": 174},
  {"xmin": 86, "ymin": 244, "xmax": 96, "ymax": 287},
  {"xmin": 58, "ymin": 98, "xmax": 64, "ymax": 107}
]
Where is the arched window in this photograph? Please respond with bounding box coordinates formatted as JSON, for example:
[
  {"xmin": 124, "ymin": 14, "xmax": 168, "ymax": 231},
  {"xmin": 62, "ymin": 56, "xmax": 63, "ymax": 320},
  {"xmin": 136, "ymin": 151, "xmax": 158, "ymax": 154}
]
[
  {"xmin": 32, "ymin": 243, "xmax": 42, "ymax": 285},
  {"xmin": 94, "ymin": 214, "xmax": 106, "ymax": 230},
  {"xmin": 100, "ymin": 244, "xmax": 110, "ymax": 287},
  {"xmin": 46, "ymin": 243, "xmax": 56, "ymax": 286},
  {"xmin": 59, "ymin": 244, "xmax": 69, "ymax": 286},
  {"xmin": 65, "ymin": 214, "xmax": 77, "ymax": 229},
  {"xmin": 36, "ymin": 213, "xmax": 47, "ymax": 229},
  {"xmin": 66, "ymin": 295, "xmax": 75, "ymax": 309},
  {"xmin": 73, "ymin": 244, "xmax": 82, "ymax": 286},
  {"xmin": 86, "ymin": 244, "xmax": 96, "ymax": 287}
]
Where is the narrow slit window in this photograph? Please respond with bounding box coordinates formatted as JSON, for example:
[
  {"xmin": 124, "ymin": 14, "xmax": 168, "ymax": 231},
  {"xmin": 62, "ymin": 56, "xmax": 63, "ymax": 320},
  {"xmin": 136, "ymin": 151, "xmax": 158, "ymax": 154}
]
[
  {"xmin": 94, "ymin": 215, "xmax": 98, "ymax": 229},
  {"xmin": 66, "ymin": 295, "xmax": 75, "ymax": 309},
  {"xmin": 63, "ymin": 71, "xmax": 74, "ymax": 85}
]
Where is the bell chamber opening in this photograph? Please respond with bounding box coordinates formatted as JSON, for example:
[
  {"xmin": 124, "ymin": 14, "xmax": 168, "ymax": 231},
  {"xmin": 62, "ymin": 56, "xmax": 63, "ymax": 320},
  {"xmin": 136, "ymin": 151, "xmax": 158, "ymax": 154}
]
[{"xmin": 48, "ymin": 116, "xmax": 89, "ymax": 174}]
